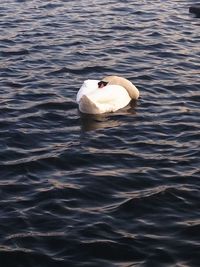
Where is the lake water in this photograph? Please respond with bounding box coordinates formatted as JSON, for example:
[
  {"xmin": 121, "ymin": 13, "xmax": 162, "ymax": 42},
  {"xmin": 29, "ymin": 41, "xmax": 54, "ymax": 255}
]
[{"xmin": 0, "ymin": 0, "xmax": 200, "ymax": 266}]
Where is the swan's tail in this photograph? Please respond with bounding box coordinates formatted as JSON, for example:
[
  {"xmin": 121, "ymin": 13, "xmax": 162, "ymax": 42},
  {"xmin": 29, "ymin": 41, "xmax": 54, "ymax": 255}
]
[{"xmin": 79, "ymin": 95, "xmax": 100, "ymax": 114}]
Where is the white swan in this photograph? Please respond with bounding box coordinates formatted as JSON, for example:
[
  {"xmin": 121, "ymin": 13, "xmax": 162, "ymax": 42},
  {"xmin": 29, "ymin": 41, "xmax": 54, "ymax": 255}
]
[{"xmin": 76, "ymin": 76, "xmax": 139, "ymax": 114}]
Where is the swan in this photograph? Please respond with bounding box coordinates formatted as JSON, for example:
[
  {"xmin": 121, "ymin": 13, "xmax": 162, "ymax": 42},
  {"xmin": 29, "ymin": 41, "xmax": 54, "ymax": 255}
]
[{"xmin": 76, "ymin": 76, "xmax": 139, "ymax": 114}]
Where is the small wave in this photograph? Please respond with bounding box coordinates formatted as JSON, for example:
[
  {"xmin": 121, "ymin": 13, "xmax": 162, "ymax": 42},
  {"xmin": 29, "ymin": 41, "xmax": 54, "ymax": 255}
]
[
  {"xmin": 110, "ymin": 186, "xmax": 196, "ymax": 217},
  {"xmin": 80, "ymin": 240, "xmax": 145, "ymax": 261},
  {"xmin": 47, "ymin": 66, "xmax": 113, "ymax": 76},
  {"xmin": 0, "ymin": 247, "xmax": 66, "ymax": 267},
  {"xmin": 1, "ymin": 49, "xmax": 29, "ymax": 57}
]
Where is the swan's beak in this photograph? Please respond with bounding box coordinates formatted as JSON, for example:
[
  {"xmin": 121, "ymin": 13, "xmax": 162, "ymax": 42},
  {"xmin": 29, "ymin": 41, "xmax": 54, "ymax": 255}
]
[{"xmin": 98, "ymin": 81, "xmax": 108, "ymax": 88}]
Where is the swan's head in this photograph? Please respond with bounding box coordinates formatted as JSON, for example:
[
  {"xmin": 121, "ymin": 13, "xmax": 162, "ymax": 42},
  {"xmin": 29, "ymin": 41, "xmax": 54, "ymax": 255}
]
[
  {"xmin": 98, "ymin": 81, "xmax": 108, "ymax": 88},
  {"xmin": 101, "ymin": 75, "xmax": 140, "ymax": 100}
]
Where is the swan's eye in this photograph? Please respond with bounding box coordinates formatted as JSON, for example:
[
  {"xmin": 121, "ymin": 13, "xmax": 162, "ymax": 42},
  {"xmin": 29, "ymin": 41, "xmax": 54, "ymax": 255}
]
[{"xmin": 98, "ymin": 81, "xmax": 108, "ymax": 88}]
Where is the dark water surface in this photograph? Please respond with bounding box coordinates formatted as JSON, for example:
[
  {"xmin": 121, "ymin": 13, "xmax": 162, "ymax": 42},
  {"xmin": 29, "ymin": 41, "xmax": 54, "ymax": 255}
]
[{"xmin": 0, "ymin": 0, "xmax": 200, "ymax": 266}]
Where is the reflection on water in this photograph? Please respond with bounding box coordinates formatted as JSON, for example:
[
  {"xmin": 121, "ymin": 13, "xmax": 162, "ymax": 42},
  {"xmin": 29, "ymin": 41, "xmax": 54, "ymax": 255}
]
[
  {"xmin": 80, "ymin": 112, "xmax": 120, "ymax": 132},
  {"xmin": 79, "ymin": 100, "xmax": 138, "ymax": 132}
]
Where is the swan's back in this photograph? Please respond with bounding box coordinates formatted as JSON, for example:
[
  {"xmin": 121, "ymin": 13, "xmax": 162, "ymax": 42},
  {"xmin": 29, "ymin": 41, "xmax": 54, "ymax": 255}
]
[
  {"xmin": 76, "ymin": 79, "xmax": 99, "ymax": 103},
  {"xmin": 77, "ymin": 80, "xmax": 131, "ymax": 114}
]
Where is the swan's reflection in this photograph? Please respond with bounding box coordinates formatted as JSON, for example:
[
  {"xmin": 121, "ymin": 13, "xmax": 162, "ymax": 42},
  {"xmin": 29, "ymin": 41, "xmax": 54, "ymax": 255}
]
[
  {"xmin": 79, "ymin": 100, "xmax": 137, "ymax": 132},
  {"xmin": 79, "ymin": 113, "xmax": 120, "ymax": 132}
]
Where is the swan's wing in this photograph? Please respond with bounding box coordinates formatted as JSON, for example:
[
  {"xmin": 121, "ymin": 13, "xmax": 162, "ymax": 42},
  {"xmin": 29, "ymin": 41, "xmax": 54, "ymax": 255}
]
[{"xmin": 76, "ymin": 80, "xmax": 99, "ymax": 103}]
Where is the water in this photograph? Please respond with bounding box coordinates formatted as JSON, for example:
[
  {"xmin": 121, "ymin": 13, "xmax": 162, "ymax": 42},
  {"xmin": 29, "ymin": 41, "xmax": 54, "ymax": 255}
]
[{"xmin": 0, "ymin": 0, "xmax": 200, "ymax": 266}]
